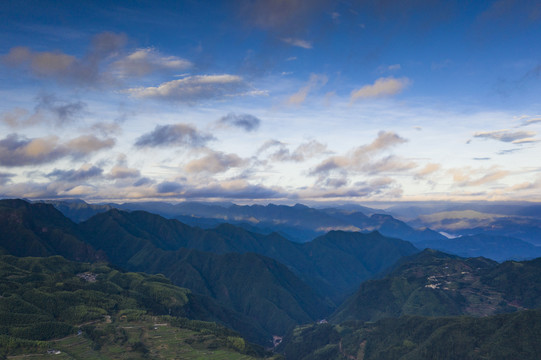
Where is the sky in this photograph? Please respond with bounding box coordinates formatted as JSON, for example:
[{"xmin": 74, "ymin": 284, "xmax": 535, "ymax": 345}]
[{"xmin": 0, "ymin": 0, "xmax": 540, "ymax": 204}]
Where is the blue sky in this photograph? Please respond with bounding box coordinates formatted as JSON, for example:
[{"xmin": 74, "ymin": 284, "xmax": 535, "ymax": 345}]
[{"xmin": 0, "ymin": 0, "xmax": 540, "ymax": 204}]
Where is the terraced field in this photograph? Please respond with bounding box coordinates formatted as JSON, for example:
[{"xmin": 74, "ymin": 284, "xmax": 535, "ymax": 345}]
[{"xmin": 7, "ymin": 316, "xmax": 276, "ymax": 360}]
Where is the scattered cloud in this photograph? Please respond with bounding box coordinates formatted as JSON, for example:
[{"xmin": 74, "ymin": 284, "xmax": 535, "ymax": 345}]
[
  {"xmin": 377, "ymin": 64, "xmax": 401, "ymax": 73},
  {"xmin": 217, "ymin": 112, "xmax": 261, "ymax": 132},
  {"xmin": 183, "ymin": 180, "xmax": 284, "ymax": 200},
  {"xmin": 133, "ymin": 177, "xmax": 153, "ymax": 187},
  {"xmin": 310, "ymin": 131, "xmax": 409, "ymax": 177},
  {"xmin": 134, "ymin": 123, "xmax": 214, "ymax": 148},
  {"xmin": 0, "ymin": 172, "xmax": 14, "ymax": 185},
  {"xmin": 107, "ymin": 154, "xmax": 140, "ymax": 179},
  {"xmin": 520, "ymin": 117, "xmax": 541, "ymax": 126},
  {"xmin": 259, "ymin": 139, "xmax": 329, "ymax": 162},
  {"xmin": 185, "ymin": 151, "xmax": 245, "ymax": 174},
  {"xmin": 66, "ymin": 135, "xmax": 116, "ymax": 157},
  {"xmin": 1, "ymin": 32, "xmax": 197, "ymax": 87},
  {"xmin": 366, "ymin": 155, "xmax": 416, "ymax": 174},
  {"xmin": 47, "ymin": 164, "xmax": 103, "ymax": 182},
  {"xmin": 0, "ymin": 133, "xmax": 114, "ymax": 167},
  {"xmin": 281, "ymin": 37, "xmax": 312, "ymax": 49},
  {"xmin": 298, "ymin": 177, "xmax": 401, "ymax": 200},
  {"xmin": 350, "ymin": 77, "xmax": 410, "ymax": 101},
  {"xmin": 1, "ymin": 94, "xmax": 86, "ymax": 128},
  {"xmin": 1, "ymin": 32, "xmax": 127, "ymax": 85},
  {"xmin": 287, "ymin": 73, "xmax": 328, "ymax": 105},
  {"xmin": 473, "ymin": 129, "xmax": 537, "ymax": 143},
  {"xmin": 498, "ymin": 148, "xmax": 521, "ymax": 155},
  {"xmin": 449, "ymin": 167, "xmax": 511, "ymax": 187},
  {"xmin": 35, "ymin": 94, "xmax": 87, "ymax": 124},
  {"xmin": 111, "ymin": 47, "xmax": 192, "ymax": 78},
  {"xmin": 415, "ymin": 163, "xmax": 441, "ymax": 177},
  {"xmin": 126, "ymin": 74, "xmax": 250, "ymax": 103},
  {"xmin": 108, "ymin": 165, "xmax": 141, "ymax": 179},
  {"xmin": 156, "ymin": 181, "xmax": 183, "ymax": 194},
  {"xmin": 238, "ymin": 0, "xmax": 331, "ymax": 33},
  {"xmin": 89, "ymin": 122, "xmax": 122, "ymax": 136}
]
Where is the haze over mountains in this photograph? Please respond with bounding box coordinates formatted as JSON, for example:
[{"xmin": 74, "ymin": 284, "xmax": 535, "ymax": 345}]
[{"xmin": 42, "ymin": 198, "xmax": 541, "ymax": 262}]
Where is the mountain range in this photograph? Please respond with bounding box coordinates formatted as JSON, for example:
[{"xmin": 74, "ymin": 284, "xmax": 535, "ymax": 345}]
[
  {"xmin": 2, "ymin": 198, "xmax": 541, "ymax": 358},
  {"xmin": 40, "ymin": 198, "xmax": 541, "ymax": 261},
  {"xmin": 0, "ymin": 199, "xmax": 417, "ymax": 344}
]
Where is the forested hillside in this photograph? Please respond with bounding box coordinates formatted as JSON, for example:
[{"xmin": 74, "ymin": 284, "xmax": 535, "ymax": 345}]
[
  {"xmin": 332, "ymin": 249, "xmax": 541, "ymax": 323},
  {"xmin": 0, "ymin": 255, "xmax": 276, "ymax": 358},
  {"xmin": 281, "ymin": 310, "xmax": 541, "ymax": 360}
]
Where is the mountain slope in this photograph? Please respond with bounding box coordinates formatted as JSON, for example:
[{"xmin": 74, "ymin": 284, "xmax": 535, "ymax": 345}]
[
  {"xmin": 0, "ymin": 199, "xmax": 101, "ymax": 262},
  {"xmin": 78, "ymin": 209, "xmax": 333, "ymax": 339},
  {"xmin": 0, "ymin": 255, "xmax": 273, "ymax": 358},
  {"xmin": 331, "ymin": 249, "xmax": 541, "ymax": 323},
  {"xmin": 281, "ymin": 310, "xmax": 541, "ymax": 360},
  {"xmin": 80, "ymin": 208, "xmax": 418, "ymax": 303}
]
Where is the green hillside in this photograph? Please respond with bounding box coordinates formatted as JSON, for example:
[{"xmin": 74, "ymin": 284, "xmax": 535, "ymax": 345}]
[
  {"xmin": 332, "ymin": 249, "xmax": 541, "ymax": 323},
  {"xmin": 0, "ymin": 255, "xmax": 275, "ymax": 359},
  {"xmin": 281, "ymin": 310, "xmax": 541, "ymax": 360},
  {"xmin": 0, "ymin": 199, "xmax": 100, "ymax": 262},
  {"xmin": 80, "ymin": 208, "xmax": 418, "ymax": 303}
]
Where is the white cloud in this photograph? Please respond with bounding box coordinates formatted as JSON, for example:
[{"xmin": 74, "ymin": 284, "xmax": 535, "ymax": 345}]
[
  {"xmin": 287, "ymin": 74, "xmax": 328, "ymax": 105},
  {"xmin": 185, "ymin": 151, "xmax": 245, "ymax": 174},
  {"xmin": 350, "ymin": 77, "xmax": 410, "ymax": 100},
  {"xmin": 0, "ymin": 133, "xmax": 114, "ymax": 167},
  {"xmin": 310, "ymin": 131, "xmax": 411, "ymax": 178},
  {"xmin": 281, "ymin": 37, "xmax": 313, "ymax": 49},
  {"xmin": 127, "ymin": 74, "xmax": 249, "ymax": 103},
  {"xmin": 473, "ymin": 129, "xmax": 537, "ymax": 143},
  {"xmin": 112, "ymin": 48, "xmax": 192, "ymax": 77}
]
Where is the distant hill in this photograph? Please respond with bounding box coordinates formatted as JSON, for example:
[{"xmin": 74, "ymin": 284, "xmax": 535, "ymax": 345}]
[
  {"xmin": 331, "ymin": 249, "xmax": 541, "ymax": 323},
  {"xmin": 416, "ymin": 233, "xmax": 541, "ymax": 261},
  {"xmin": 281, "ymin": 309, "xmax": 541, "ymax": 360},
  {"xmin": 42, "ymin": 199, "xmax": 445, "ymax": 243},
  {"xmin": 402, "ymin": 207, "xmax": 541, "ymax": 246}
]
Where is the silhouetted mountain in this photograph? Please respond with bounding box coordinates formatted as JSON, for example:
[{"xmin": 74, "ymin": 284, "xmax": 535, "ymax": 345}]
[
  {"xmin": 331, "ymin": 249, "xmax": 541, "ymax": 323},
  {"xmin": 0, "ymin": 199, "xmax": 101, "ymax": 262}
]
